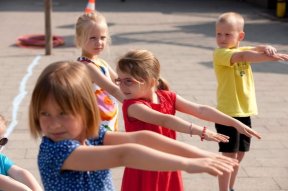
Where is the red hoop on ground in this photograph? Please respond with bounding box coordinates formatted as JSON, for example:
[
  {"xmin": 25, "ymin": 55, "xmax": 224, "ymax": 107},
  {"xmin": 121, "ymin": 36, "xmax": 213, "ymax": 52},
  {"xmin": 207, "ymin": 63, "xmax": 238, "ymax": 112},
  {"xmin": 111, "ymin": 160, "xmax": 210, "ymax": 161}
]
[{"xmin": 16, "ymin": 34, "xmax": 64, "ymax": 48}]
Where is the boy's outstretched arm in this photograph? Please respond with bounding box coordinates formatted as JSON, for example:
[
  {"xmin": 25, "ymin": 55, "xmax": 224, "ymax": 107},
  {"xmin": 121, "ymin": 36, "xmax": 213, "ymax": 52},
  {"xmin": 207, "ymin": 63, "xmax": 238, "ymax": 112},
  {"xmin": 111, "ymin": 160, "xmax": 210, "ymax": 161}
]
[
  {"xmin": 8, "ymin": 165, "xmax": 43, "ymax": 191},
  {"xmin": 252, "ymin": 44, "xmax": 277, "ymax": 56},
  {"xmin": 231, "ymin": 50, "xmax": 288, "ymax": 64}
]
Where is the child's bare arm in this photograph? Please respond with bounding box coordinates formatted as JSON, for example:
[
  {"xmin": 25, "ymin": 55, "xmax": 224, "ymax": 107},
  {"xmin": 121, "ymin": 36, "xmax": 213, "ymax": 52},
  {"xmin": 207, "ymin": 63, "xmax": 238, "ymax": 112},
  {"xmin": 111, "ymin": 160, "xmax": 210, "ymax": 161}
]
[
  {"xmin": 85, "ymin": 63, "xmax": 125, "ymax": 102},
  {"xmin": 175, "ymin": 95, "xmax": 261, "ymax": 139},
  {"xmin": 0, "ymin": 174, "xmax": 32, "ymax": 191},
  {"xmin": 63, "ymin": 131, "xmax": 237, "ymax": 176},
  {"xmin": 105, "ymin": 131, "xmax": 226, "ymax": 159},
  {"xmin": 231, "ymin": 50, "xmax": 288, "ymax": 64},
  {"xmin": 252, "ymin": 45, "xmax": 277, "ymax": 56},
  {"xmin": 8, "ymin": 165, "xmax": 43, "ymax": 191},
  {"xmin": 107, "ymin": 64, "xmax": 118, "ymax": 82},
  {"xmin": 126, "ymin": 103, "xmax": 229, "ymax": 142}
]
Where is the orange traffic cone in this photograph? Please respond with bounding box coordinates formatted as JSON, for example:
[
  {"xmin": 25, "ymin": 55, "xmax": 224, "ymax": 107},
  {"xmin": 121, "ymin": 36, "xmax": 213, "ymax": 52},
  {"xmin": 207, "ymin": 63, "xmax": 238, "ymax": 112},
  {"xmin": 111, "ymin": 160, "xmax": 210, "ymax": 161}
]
[{"xmin": 85, "ymin": 0, "xmax": 95, "ymax": 13}]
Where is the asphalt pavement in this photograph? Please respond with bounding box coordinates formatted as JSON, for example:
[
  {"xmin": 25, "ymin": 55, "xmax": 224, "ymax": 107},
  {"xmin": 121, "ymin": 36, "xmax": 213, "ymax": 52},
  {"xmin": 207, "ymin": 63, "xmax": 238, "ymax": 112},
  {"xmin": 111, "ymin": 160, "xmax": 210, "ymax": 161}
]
[{"xmin": 0, "ymin": 0, "xmax": 288, "ymax": 190}]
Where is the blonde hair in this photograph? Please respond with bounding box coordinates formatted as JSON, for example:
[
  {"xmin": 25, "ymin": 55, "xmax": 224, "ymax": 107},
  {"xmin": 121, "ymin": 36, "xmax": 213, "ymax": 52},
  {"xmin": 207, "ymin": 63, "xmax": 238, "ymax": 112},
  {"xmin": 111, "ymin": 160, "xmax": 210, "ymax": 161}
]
[
  {"xmin": 117, "ymin": 49, "xmax": 169, "ymax": 91},
  {"xmin": 29, "ymin": 61, "xmax": 101, "ymax": 139},
  {"xmin": 216, "ymin": 12, "xmax": 244, "ymax": 31},
  {"xmin": 75, "ymin": 11, "xmax": 110, "ymax": 48}
]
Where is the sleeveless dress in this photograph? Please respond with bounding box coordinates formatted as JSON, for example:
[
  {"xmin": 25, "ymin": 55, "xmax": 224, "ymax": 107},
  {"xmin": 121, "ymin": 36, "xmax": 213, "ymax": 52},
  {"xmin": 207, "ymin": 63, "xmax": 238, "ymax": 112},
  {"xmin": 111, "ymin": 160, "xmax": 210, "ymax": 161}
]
[
  {"xmin": 78, "ymin": 57, "xmax": 119, "ymax": 131},
  {"xmin": 121, "ymin": 90, "xmax": 184, "ymax": 191}
]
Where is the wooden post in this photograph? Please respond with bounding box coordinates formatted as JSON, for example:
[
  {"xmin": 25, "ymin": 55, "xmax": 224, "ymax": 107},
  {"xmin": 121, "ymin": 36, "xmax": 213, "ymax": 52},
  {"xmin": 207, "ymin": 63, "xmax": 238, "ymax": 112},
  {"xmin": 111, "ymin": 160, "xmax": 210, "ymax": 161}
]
[{"xmin": 45, "ymin": 0, "xmax": 52, "ymax": 55}]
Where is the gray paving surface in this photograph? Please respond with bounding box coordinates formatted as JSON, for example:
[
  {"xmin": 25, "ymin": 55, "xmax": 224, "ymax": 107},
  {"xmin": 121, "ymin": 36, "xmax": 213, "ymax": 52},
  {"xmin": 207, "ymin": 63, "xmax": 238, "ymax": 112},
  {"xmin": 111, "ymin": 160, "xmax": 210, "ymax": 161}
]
[{"xmin": 0, "ymin": 0, "xmax": 288, "ymax": 190}]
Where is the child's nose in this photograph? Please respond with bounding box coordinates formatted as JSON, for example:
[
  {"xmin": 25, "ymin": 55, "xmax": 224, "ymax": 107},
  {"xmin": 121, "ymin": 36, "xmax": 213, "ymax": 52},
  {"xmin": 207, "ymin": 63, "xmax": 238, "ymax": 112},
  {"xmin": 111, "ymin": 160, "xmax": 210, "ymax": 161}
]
[
  {"xmin": 49, "ymin": 117, "xmax": 62, "ymax": 129},
  {"xmin": 94, "ymin": 39, "xmax": 102, "ymax": 45},
  {"xmin": 218, "ymin": 35, "xmax": 224, "ymax": 41}
]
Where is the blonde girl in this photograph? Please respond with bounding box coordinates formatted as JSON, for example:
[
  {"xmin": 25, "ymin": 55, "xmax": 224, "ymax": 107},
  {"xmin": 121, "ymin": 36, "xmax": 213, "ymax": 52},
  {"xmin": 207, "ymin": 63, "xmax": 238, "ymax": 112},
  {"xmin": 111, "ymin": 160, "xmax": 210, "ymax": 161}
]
[
  {"xmin": 115, "ymin": 49, "xmax": 261, "ymax": 191},
  {"xmin": 29, "ymin": 60, "xmax": 238, "ymax": 191},
  {"xmin": 75, "ymin": 11, "xmax": 124, "ymax": 131}
]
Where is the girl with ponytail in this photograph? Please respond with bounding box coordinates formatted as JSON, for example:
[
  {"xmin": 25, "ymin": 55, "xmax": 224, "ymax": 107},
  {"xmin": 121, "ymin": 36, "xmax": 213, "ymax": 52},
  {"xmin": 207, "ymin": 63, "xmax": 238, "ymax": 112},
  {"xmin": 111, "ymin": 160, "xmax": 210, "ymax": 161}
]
[{"xmin": 115, "ymin": 49, "xmax": 260, "ymax": 191}]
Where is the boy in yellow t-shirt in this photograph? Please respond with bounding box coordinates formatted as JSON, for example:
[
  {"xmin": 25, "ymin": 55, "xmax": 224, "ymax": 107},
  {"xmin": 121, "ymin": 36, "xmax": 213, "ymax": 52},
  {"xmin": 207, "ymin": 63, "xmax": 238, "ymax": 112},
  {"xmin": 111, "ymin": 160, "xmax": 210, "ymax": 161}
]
[{"xmin": 213, "ymin": 12, "xmax": 288, "ymax": 191}]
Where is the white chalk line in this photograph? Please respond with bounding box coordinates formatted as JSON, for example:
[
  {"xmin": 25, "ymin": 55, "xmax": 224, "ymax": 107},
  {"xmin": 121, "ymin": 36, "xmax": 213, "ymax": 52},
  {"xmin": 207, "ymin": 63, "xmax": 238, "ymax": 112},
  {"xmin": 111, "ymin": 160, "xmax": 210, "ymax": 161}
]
[{"xmin": 4, "ymin": 55, "xmax": 42, "ymax": 137}]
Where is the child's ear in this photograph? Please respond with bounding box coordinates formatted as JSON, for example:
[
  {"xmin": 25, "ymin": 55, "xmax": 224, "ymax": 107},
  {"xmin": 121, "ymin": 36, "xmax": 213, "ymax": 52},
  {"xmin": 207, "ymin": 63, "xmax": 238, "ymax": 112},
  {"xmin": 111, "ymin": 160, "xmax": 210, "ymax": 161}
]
[
  {"xmin": 239, "ymin": 31, "xmax": 245, "ymax": 41},
  {"xmin": 150, "ymin": 78, "xmax": 157, "ymax": 87}
]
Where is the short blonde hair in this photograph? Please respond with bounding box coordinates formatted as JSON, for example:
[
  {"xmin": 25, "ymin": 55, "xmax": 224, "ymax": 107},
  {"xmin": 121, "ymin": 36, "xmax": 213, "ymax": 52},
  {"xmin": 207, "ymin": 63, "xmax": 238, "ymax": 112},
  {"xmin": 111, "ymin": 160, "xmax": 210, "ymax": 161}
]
[
  {"xmin": 29, "ymin": 61, "xmax": 101, "ymax": 139},
  {"xmin": 216, "ymin": 12, "xmax": 244, "ymax": 31},
  {"xmin": 75, "ymin": 11, "xmax": 110, "ymax": 48}
]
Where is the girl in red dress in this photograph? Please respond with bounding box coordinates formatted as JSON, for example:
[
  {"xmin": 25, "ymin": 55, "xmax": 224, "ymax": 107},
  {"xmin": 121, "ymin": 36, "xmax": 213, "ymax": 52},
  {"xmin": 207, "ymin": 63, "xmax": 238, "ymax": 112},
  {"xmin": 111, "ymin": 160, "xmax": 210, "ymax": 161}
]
[{"xmin": 115, "ymin": 49, "xmax": 261, "ymax": 191}]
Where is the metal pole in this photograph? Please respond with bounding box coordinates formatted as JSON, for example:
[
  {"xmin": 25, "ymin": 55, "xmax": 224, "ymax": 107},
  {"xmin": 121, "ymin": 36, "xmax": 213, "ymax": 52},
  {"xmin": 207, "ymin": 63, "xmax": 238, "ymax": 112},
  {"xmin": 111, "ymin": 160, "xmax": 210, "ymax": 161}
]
[{"xmin": 45, "ymin": 0, "xmax": 52, "ymax": 55}]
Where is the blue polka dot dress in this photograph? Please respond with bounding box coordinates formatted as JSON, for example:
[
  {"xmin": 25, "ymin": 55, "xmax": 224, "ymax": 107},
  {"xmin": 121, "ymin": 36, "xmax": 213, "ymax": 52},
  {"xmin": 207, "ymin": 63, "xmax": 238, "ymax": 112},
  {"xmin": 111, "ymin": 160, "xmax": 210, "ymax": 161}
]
[{"xmin": 38, "ymin": 126, "xmax": 115, "ymax": 191}]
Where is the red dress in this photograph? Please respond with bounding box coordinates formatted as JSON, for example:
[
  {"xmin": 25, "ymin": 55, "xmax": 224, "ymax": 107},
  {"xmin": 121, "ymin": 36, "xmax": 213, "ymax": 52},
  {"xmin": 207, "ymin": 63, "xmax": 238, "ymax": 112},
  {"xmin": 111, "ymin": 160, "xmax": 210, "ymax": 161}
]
[{"xmin": 121, "ymin": 90, "xmax": 184, "ymax": 191}]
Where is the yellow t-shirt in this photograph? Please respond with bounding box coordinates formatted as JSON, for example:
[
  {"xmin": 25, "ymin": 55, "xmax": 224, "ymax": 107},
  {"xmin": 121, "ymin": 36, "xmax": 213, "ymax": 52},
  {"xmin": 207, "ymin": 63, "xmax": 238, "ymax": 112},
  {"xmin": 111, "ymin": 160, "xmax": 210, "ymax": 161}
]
[{"xmin": 213, "ymin": 47, "xmax": 258, "ymax": 117}]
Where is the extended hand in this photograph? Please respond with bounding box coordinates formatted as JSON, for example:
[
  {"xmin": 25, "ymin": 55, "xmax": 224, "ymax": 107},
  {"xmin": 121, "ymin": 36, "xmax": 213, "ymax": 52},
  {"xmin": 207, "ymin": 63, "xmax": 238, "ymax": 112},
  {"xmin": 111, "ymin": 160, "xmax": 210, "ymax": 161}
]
[
  {"xmin": 186, "ymin": 155, "xmax": 238, "ymax": 176},
  {"xmin": 238, "ymin": 126, "xmax": 261, "ymax": 139},
  {"xmin": 273, "ymin": 53, "xmax": 288, "ymax": 61},
  {"xmin": 204, "ymin": 130, "xmax": 230, "ymax": 143},
  {"xmin": 263, "ymin": 45, "xmax": 277, "ymax": 56}
]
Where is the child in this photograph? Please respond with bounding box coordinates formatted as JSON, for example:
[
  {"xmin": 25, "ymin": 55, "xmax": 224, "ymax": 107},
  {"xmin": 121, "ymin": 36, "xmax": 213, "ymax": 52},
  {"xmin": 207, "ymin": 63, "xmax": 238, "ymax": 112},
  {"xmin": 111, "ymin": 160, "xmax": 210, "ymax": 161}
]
[
  {"xmin": 115, "ymin": 49, "xmax": 261, "ymax": 191},
  {"xmin": 213, "ymin": 12, "xmax": 288, "ymax": 191},
  {"xmin": 75, "ymin": 11, "xmax": 124, "ymax": 131},
  {"xmin": 29, "ymin": 60, "xmax": 239, "ymax": 191},
  {"xmin": 0, "ymin": 114, "xmax": 43, "ymax": 191}
]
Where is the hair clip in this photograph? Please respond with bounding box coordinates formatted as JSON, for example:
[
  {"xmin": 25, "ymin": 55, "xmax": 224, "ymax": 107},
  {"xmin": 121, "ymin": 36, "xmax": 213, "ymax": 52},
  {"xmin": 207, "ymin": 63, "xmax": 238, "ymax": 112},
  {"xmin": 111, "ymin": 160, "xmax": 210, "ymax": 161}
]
[{"xmin": 0, "ymin": 137, "xmax": 8, "ymax": 146}]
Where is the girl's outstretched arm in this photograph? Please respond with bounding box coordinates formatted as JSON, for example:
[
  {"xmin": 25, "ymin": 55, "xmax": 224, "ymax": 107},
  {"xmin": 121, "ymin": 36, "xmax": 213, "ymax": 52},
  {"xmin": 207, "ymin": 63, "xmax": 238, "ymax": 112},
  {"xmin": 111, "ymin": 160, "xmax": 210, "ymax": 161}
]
[
  {"xmin": 175, "ymin": 95, "xmax": 261, "ymax": 139},
  {"xmin": 62, "ymin": 132, "xmax": 237, "ymax": 176},
  {"xmin": 105, "ymin": 131, "xmax": 229, "ymax": 159},
  {"xmin": 8, "ymin": 165, "xmax": 43, "ymax": 191},
  {"xmin": 85, "ymin": 63, "xmax": 125, "ymax": 102},
  {"xmin": 107, "ymin": 64, "xmax": 118, "ymax": 82},
  {"xmin": 127, "ymin": 103, "xmax": 229, "ymax": 142}
]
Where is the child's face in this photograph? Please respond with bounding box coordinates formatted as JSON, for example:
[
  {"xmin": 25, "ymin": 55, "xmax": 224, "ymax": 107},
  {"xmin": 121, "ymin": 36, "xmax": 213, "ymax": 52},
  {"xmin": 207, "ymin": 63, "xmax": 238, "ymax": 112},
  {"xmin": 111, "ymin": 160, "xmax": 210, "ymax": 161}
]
[
  {"xmin": 216, "ymin": 22, "xmax": 244, "ymax": 49},
  {"xmin": 82, "ymin": 22, "xmax": 108, "ymax": 58},
  {"xmin": 39, "ymin": 95, "xmax": 86, "ymax": 143},
  {"xmin": 116, "ymin": 69, "xmax": 152, "ymax": 100}
]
